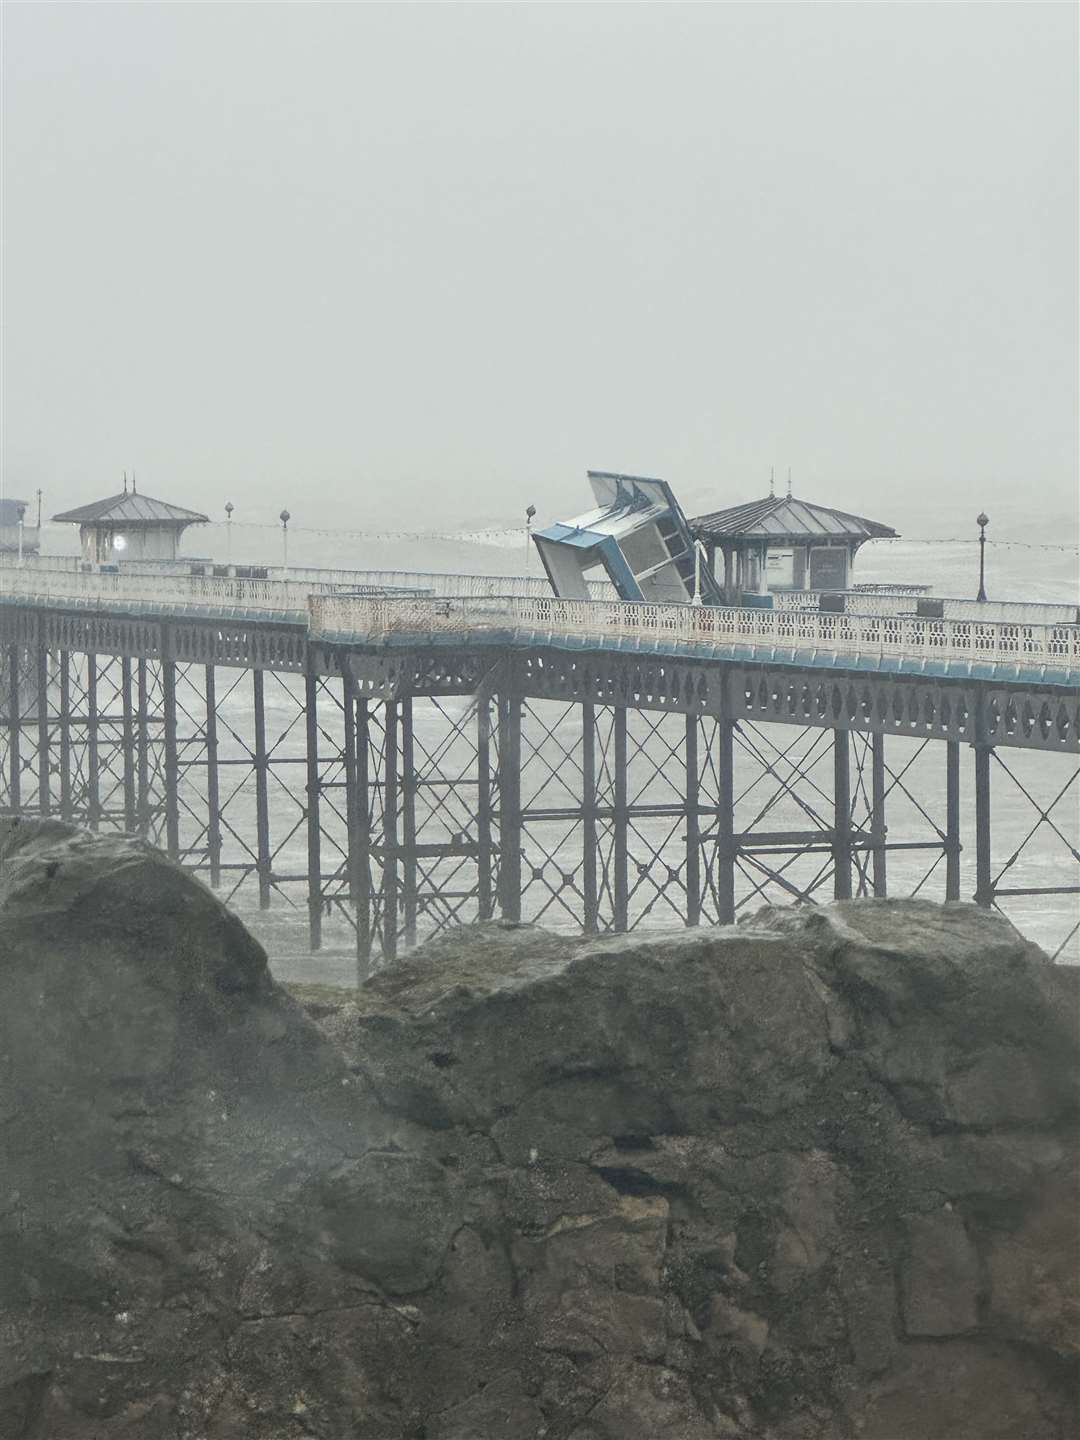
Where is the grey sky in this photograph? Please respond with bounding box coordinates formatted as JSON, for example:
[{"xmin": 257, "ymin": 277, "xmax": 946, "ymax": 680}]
[{"xmin": 2, "ymin": 3, "xmax": 1077, "ymax": 539}]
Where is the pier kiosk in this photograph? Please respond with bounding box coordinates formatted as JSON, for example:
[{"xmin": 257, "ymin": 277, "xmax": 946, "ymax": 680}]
[
  {"xmin": 54, "ymin": 485, "xmax": 209, "ymax": 566},
  {"xmin": 533, "ymin": 470, "xmax": 723, "ymax": 605},
  {"xmin": 691, "ymin": 493, "xmax": 897, "ymax": 605}
]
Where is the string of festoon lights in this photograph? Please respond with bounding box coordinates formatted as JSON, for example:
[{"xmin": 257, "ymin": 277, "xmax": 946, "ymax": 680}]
[
  {"xmin": 202, "ymin": 519, "xmax": 524, "ymax": 543},
  {"xmin": 198, "ymin": 517, "xmax": 1079, "ymax": 553}
]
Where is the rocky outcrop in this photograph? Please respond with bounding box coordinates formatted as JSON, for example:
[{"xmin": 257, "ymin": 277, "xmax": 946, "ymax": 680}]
[{"xmin": 1, "ymin": 819, "xmax": 1077, "ymax": 1438}]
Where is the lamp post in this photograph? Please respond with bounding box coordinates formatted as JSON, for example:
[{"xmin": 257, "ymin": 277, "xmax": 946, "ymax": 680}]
[
  {"xmin": 16, "ymin": 504, "xmax": 25, "ymax": 566},
  {"xmin": 280, "ymin": 509, "xmax": 291, "ymax": 576},
  {"xmin": 525, "ymin": 504, "xmax": 536, "ymax": 573},
  {"xmin": 976, "ymin": 512, "xmax": 989, "ymax": 602},
  {"xmin": 225, "ymin": 501, "xmax": 234, "ymax": 568}
]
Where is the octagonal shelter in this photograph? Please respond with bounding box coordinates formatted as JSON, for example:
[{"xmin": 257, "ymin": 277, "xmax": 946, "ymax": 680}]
[
  {"xmin": 691, "ymin": 494, "xmax": 897, "ymax": 605},
  {"xmin": 53, "ymin": 486, "xmax": 209, "ymax": 565}
]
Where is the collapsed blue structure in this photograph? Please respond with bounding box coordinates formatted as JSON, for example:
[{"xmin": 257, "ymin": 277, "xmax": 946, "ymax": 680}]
[{"xmin": 532, "ymin": 471, "xmax": 723, "ymax": 606}]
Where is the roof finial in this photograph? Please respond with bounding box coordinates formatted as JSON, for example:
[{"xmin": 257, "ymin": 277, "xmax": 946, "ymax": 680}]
[
  {"xmin": 131, "ymin": 472, "xmax": 136, "ymax": 494},
  {"xmin": 122, "ymin": 470, "xmax": 128, "ymax": 495},
  {"xmin": 786, "ymin": 467, "xmax": 792, "ymax": 499},
  {"xmin": 769, "ymin": 466, "xmax": 775, "ymax": 498}
]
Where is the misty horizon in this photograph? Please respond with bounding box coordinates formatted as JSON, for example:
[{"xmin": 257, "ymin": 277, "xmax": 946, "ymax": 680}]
[{"xmin": 2, "ymin": 4, "xmax": 1077, "ymax": 545}]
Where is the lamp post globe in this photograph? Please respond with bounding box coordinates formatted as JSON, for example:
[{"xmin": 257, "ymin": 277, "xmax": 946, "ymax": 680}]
[{"xmin": 279, "ymin": 510, "xmax": 291, "ymax": 575}]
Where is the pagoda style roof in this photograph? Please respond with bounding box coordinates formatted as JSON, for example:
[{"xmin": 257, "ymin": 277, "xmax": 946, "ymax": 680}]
[
  {"xmin": 691, "ymin": 494, "xmax": 897, "ymax": 544},
  {"xmin": 52, "ymin": 492, "xmax": 209, "ymax": 527}
]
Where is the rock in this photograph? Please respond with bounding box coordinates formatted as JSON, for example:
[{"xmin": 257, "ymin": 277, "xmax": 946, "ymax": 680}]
[
  {"xmin": 986, "ymin": 1155, "xmax": 1080, "ymax": 1356},
  {"xmin": 860, "ymin": 1339, "xmax": 1074, "ymax": 1439},
  {"xmin": 900, "ymin": 1209, "xmax": 979, "ymax": 1336},
  {"xmin": 2, "ymin": 820, "xmax": 1078, "ymax": 1439}
]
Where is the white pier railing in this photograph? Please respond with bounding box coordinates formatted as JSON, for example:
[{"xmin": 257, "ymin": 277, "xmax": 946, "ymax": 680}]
[
  {"xmin": 771, "ymin": 589, "xmax": 1080, "ymax": 626},
  {"xmin": 2, "ymin": 567, "xmax": 1077, "ymax": 675},
  {"xmin": 310, "ymin": 593, "xmax": 1080, "ymax": 675},
  {"xmin": 0, "ymin": 565, "xmax": 427, "ymax": 620},
  {"xmin": 12, "ymin": 555, "xmax": 618, "ymax": 602}
]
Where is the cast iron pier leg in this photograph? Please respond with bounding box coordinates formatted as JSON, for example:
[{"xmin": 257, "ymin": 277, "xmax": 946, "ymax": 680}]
[
  {"xmin": 400, "ymin": 695, "xmax": 417, "ymax": 948},
  {"xmin": 59, "ymin": 652, "xmax": 72, "ymax": 823},
  {"xmin": 136, "ymin": 658, "xmax": 150, "ymax": 838},
  {"xmin": 355, "ymin": 694, "xmax": 372, "ymax": 977},
  {"xmin": 832, "ymin": 726, "xmax": 852, "ymax": 900},
  {"xmin": 7, "ymin": 643, "xmax": 21, "ymax": 813},
  {"xmin": 613, "ymin": 706, "xmax": 628, "ymax": 931},
  {"xmin": 497, "ymin": 693, "xmax": 522, "ymax": 923},
  {"xmin": 383, "ymin": 701, "xmax": 400, "ymax": 958},
  {"xmin": 476, "ymin": 696, "xmax": 493, "ymax": 921},
  {"xmin": 304, "ymin": 667, "xmax": 322, "ymax": 950},
  {"xmin": 87, "ymin": 654, "xmax": 100, "ymax": 831},
  {"xmin": 205, "ymin": 665, "xmax": 221, "ymax": 887},
  {"xmin": 343, "ymin": 674, "xmax": 358, "ymax": 907},
  {"xmin": 161, "ymin": 638, "xmax": 179, "ymax": 860},
  {"xmin": 581, "ymin": 702, "xmax": 598, "ymax": 934},
  {"xmin": 253, "ymin": 668, "xmax": 272, "ymax": 908},
  {"xmin": 717, "ymin": 718, "xmax": 736, "ymax": 924},
  {"xmin": 121, "ymin": 657, "xmax": 136, "ymax": 832},
  {"xmin": 974, "ymin": 743, "xmax": 993, "ymax": 908},
  {"xmin": 685, "ymin": 713, "xmax": 701, "ymax": 926},
  {"xmin": 945, "ymin": 739, "xmax": 961, "ymax": 901},
  {"xmin": 871, "ymin": 730, "xmax": 887, "ymax": 897},
  {"xmin": 36, "ymin": 624, "xmax": 50, "ymax": 816}
]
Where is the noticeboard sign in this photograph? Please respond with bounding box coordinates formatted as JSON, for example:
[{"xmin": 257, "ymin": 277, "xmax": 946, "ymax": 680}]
[
  {"xmin": 766, "ymin": 549, "xmax": 795, "ymax": 587},
  {"xmin": 809, "ymin": 547, "xmax": 848, "ymax": 591}
]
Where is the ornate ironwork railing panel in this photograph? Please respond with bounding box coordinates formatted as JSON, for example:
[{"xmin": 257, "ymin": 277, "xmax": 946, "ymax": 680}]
[{"xmin": 309, "ymin": 593, "xmax": 1080, "ymax": 681}]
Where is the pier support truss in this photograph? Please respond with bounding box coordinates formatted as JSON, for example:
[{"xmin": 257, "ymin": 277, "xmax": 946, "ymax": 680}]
[{"xmin": 1, "ymin": 619, "xmax": 1076, "ymax": 966}]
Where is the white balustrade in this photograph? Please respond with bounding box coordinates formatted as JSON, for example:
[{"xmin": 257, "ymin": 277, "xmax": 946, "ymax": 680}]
[
  {"xmin": 309, "ymin": 593, "xmax": 1080, "ymax": 674},
  {"xmin": 773, "ymin": 588, "xmax": 1079, "ymax": 626},
  {"xmin": 2, "ymin": 566, "xmax": 1076, "ymax": 673},
  {"xmin": 11, "ymin": 555, "xmax": 616, "ymax": 602},
  {"xmin": 0, "ymin": 565, "xmax": 338, "ymax": 619}
]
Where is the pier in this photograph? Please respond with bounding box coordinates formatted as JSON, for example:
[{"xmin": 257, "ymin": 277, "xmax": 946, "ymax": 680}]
[{"xmin": 1, "ymin": 560, "xmax": 1077, "ymax": 969}]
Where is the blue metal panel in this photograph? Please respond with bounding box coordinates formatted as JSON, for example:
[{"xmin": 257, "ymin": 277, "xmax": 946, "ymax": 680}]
[{"xmin": 597, "ymin": 535, "xmax": 643, "ymax": 601}]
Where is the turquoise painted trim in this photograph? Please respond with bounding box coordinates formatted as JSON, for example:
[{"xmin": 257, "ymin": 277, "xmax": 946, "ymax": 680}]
[{"xmin": 324, "ymin": 626, "xmax": 1079, "ymax": 689}]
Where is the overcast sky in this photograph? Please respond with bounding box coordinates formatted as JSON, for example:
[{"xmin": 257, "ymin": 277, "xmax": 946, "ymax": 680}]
[{"xmin": 2, "ymin": 4, "xmax": 1076, "ymax": 539}]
